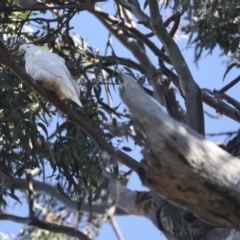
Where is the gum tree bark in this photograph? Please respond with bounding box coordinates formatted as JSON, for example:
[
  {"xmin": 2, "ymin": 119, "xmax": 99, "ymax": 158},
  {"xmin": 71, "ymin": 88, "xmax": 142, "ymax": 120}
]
[{"xmin": 120, "ymin": 73, "xmax": 240, "ymax": 238}]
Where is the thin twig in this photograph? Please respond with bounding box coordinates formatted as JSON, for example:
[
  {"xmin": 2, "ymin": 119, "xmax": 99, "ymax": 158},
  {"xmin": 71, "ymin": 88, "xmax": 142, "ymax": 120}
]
[
  {"xmin": 206, "ymin": 131, "xmax": 239, "ymax": 137},
  {"xmin": 201, "ymin": 90, "xmax": 240, "ymax": 123},
  {"xmin": 204, "ymin": 110, "xmax": 221, "ymax": 119},
  {"xmin": 109, "ymin": 215, "xmax": 124, "ymax": 240},
  {"xmin": 25, "ymin": 171, "xmax": 35, "ymax": 218},
  {"xmin": 0, "ymin": 213, "xmax": 91, "ymax": 240},
  {"xmin": 219, "ymin": 75, "xmax": 240, "ymax": 93},
  {"xmin": 103, "ymin": 33, "xmax": 114, "ymax": 120},
  {"xmin": 82, "ymin": 55, "xmax": 146, "ymax": 73}
]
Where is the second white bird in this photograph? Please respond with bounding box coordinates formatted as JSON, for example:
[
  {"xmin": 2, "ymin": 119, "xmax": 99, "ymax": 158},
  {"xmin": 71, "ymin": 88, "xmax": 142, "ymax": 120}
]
[{"xmin": 19, "ymin": 44, "xmax": 82, "ymax": 107}]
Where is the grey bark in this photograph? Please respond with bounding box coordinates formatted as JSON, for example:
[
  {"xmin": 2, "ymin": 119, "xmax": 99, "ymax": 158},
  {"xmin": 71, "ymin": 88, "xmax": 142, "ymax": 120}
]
[{"xmin": 119, "ymin": 73, "xmax": 240, "ymax": 239}]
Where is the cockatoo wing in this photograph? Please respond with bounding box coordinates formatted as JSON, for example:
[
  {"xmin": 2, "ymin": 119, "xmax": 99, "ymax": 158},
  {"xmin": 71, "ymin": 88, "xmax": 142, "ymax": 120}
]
[{"xmin": 25, "ymin": 50, "xmax": 82, "ymax": 107}]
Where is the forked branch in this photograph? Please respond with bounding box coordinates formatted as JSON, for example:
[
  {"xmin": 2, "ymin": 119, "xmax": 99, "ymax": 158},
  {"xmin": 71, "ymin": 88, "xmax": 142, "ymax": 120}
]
[{"xmin": 119, "ymin": 73, "xmax": 240, "ymax": 230}]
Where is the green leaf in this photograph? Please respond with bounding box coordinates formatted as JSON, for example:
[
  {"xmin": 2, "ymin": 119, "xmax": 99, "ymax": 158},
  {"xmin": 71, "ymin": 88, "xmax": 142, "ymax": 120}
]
[
  {"xmin": 123, "ymin": 67, "xmax": 135, "ymax": 78},
  {"xmin": 194, "ymin": 43, "xmax": 203, "ymax": 62},
  {"xmin": 37, "ymin": 122, "xmax": 48, "ymax": 138},
  {"xmin": 94, "ymin": 57, "xmax": 103, "ymax": 78},
  {"xmin": 104, "ymin": 55, "xmax": 117, "ymax": 62},
  {"xmin": 9, "ymin": 191, "xmax": 21, "ymax": 203},
  {"xmin": 21, "ymin": 13, "xmax": 30, "ymax": 20},
  {"xmin": 94, "ymin": 85, "xmax": 101, "ymax": 100},
  {"xmin": 137, "ymin": 76, "xmax": 145, "ymax": 85},
  {"xmin": 122, "ymin": 146, "xmax": 132, "ymax": 152},
  {"xmin": 39, "ymin": 45, "xmax": 49, "ymax": 51},
  {"xmin": 13, "ymin": 124, "xmax": 20, "ymax": 142},
  {"xmin": 93, "ymin": 179, "xmax": 109, "ymax": 201},
  {"xmin": 97, "ymin": 110, "xmax": 108, "ymax": 121},
  {"xmin": 223, "ymin": 62, "xmax": 237, "ymax": 81},
  {"xmin": 98, "ymin": 101, "xmax": 121, "ymax": 118},
  {"xmin": 0, "ymin": 80, "xmax": 12, "ymax": 89},
  {"xmin": 230, "ymin": 37, "xmax": 240, "ymax": 53},
  {"xmin": 112, "ymin": 118, "xmax": 117, "ymax": 128},
  {"xmin": 143, "ymin": 0, "xmax": 148, "ymax": 9},
  {"xmin": 211, "ymin": 0, "xmax": 219, "ymax": 12},
  {"xmin": 72, "ymin": 145, "xmax": 79, "ymax": 160},
  {"xmin": 56, "ymin": 182, "xmax": 71, "ymax": 201},
  {"xmin": 0, "ymin": 197, "xmax": 7, "ymax": 209},
  {"xmin": 14, "ymin": 166, "xmax": 25, "ymax": 177}
]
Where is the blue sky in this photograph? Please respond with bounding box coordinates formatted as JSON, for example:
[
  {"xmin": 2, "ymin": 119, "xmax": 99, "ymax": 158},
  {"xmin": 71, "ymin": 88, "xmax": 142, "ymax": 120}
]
[{"xmin": 1, "ymin": 1, "xmax": 240, "ymax": 240}]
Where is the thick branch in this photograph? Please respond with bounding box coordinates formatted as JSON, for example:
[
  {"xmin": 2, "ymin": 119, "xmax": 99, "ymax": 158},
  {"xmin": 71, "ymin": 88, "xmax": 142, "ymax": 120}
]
[
  {"xmin": 26, "ymin": 172, "xmax": 35, "ymax": 218},
  {"xmin": 219, "ymin": 75, "xmax": 240, "ymax": 93},
  {"xmin": 148, "ymin": 0, "xmax": 205, "ymax": 135},
  {"xmin": 161, "ymin": 65, "xmax": 240, "ymax": 123},
  {"xmin": 201, "ymin": 90, "xmax": 240, "ymax": 122},
  {"xmin": 1, "ymin": 174, "xmax": 128, "ymax": 216},
  {"xmin": 28, "ymin": 217, "xmax": 91, "ymax": 240},
  {"xmin": 91, "ymin": 6, "xmax": 172, "ymax": 65},
  {"xmin": 119, "ymin": 73, "xmax": 240, "ymax": 230},
  {"xmin": 115, "ymin": 0, "xmax": 150, "ymax": 27},
  {"xmin": 82, "ymin": 55, "xmax": 146, "ymax": 73},
  {"xmin": 0, "ymin": 213, "xmax": 29, "ymax": 224}
]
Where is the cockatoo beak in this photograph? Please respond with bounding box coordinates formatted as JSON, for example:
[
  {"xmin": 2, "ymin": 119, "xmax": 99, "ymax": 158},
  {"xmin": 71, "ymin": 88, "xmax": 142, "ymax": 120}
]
[{"xmin": 19, "ymin": 49, "xmax": 26, "ymax": 57}]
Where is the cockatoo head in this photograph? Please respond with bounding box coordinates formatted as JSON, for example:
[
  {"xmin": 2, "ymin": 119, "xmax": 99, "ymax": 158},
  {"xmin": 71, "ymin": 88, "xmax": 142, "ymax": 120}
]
[{"xmin": 19, "ymin": 44, "xmax": 41, "ymax": 58}]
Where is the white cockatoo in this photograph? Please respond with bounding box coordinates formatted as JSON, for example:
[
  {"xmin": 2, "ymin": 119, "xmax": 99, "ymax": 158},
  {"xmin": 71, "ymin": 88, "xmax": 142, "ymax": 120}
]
[{"xmin": 19, "ymin": 44, "xmax": 82, "ymax": 107}]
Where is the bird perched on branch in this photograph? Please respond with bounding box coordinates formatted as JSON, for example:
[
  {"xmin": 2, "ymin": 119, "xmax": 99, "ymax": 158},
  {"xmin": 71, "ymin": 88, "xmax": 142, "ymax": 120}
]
[{"xmin": 19, "ymin": 44, "xmax": 82, "ymax": 107}]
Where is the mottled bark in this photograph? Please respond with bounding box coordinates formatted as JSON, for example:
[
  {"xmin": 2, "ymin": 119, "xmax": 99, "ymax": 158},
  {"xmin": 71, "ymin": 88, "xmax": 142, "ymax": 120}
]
[{"xmin": 120, "ymin": 73, "xmax": 240, "ymax": 238}]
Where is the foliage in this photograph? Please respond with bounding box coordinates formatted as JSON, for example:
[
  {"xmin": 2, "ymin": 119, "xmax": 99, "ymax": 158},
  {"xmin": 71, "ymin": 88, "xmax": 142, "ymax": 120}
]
[
  {"xmin": 0, "ymin": 0, "xmax": 142, "ymax": 238},
  {"xmin": 0, "ymin": 0, "xmax": 239, "ymax": 239},
  {"xmin": 179, "ymin": 0, "xmax": 240, "ymax": 61}
]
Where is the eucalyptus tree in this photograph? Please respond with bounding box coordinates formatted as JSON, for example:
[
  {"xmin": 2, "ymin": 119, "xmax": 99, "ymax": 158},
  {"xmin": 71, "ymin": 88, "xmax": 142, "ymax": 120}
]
[{"xmin": 0, "ymin": 0, "xmax": 240, "ymax": 239}]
